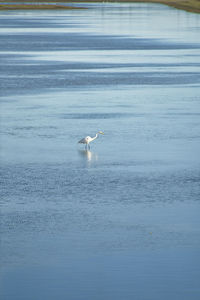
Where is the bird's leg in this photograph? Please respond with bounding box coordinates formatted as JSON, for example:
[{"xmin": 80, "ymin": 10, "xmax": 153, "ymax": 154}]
[{"xmin": 88, "ymin": 144, "xmax": 90, "ymax": 150}]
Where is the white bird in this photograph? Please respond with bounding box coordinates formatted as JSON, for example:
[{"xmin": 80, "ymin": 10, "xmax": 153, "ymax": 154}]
[{"xmin": 78, "ymin": 131, "xmax": 104, "ymax": 149}]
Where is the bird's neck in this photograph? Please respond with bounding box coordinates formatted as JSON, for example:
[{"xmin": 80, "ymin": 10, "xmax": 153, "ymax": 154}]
[{"xmin": 91, "ymin": 133, "xmax": 98, "ymax": 141}]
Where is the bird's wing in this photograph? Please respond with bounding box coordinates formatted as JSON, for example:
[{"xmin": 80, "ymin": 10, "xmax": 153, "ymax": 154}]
[{"xmin": 78, "ymin": 137, "xmax": 87, "ymax": 144}]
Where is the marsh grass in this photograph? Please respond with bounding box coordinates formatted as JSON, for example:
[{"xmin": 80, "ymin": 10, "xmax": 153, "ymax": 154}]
[{"xmin": 0, "ymin": 0, "xmax": 199, "ymax": 14}]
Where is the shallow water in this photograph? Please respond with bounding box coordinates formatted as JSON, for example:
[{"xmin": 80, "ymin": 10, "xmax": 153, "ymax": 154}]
[{"xmin": 0, "ymin": 3, "xmax": 200, "ymax": 300}]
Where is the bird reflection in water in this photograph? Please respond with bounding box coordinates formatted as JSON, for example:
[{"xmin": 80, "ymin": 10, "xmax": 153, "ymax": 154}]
[{"xmin": 78, "ymin": 149, "xmax": 98, "ymax": 162}]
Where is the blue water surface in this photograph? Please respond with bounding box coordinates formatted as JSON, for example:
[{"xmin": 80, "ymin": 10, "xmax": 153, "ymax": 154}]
[{"xmin": 0, "ymin": 3, "xmax": 200, "ymax": 300}]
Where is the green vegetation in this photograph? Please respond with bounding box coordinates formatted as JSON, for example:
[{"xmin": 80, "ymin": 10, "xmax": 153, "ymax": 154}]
[{"xmin": 0, "ymin": 0, "xmax": 200, "ymax": 13}]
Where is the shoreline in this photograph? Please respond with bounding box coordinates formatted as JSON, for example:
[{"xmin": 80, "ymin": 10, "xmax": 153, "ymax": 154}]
[
  {"xmin": 0, "ymin": 3, "xmax": 87, "ymax": 9},
  {"xmin": 0, "ymin": 0, "xmax": 200, "ymax": 13}
]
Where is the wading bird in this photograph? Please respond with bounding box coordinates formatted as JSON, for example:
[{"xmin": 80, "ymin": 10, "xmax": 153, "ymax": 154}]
[{"xmin": 78, "ymin": 131, "xmax": 104, "ymax": 149}]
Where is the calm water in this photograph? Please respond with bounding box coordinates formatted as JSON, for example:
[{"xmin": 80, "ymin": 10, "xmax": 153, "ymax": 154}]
[{"xmin": 0, "ymin": 3, "xmax": 200, "ymax": 300}]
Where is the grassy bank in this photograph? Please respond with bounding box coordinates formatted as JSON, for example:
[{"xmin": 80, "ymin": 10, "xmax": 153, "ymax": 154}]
[
  {"xmin": 129, "ymin": 0, "xmax": 200, "ymax": 14},
  {"xmin": 0, "ymin": 0, "xmax": 200, "ymax": 13}
]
